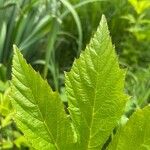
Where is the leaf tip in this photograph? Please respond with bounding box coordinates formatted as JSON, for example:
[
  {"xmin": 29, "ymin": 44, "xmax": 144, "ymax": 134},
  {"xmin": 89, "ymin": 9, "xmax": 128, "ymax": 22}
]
[
  {"xmin": 12, "ymin": 45, "xmax": 25, "ymax": 64},
  {"xmin": 101, "ymin": 14, "xmax": 107, "ymax": 25},
  {"xmin": 13, "ymin": 44, "xmax": 21, "ymax": 60},
  {"xmin": 13, "ymin": 44, "xmax": 18, "ymax": 53}
]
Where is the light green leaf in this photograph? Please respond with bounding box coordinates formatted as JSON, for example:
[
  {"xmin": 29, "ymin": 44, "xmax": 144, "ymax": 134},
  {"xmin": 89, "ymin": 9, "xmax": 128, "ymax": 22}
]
[
  {"xmin": 65, "ymin": 15, "xmax": 128, "ymax": 149},
  {"xmin": 10, "ymin": 46, "xmax": 76, "ymax": 150},
  {"xmin": 108, "ymin": 105, "xmax": 150, "ymax": 150},
  {"xmin": 128, "ymin": 0, "xmax": 150, "ymax": 14}
]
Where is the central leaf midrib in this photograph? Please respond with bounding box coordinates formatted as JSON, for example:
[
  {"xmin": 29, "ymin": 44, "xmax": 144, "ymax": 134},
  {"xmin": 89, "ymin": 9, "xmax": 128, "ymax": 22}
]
[
  {"xmin": 86, "ymin": 45, "xmax": 114, "ymax": 149},
  {"xmin": 29, "ymin": 84, "xmax": 60, "ymax": 150}
]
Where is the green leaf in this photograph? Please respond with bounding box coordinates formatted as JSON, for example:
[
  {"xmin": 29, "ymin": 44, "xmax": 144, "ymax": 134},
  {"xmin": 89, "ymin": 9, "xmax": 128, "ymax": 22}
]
[
  {"xmin": 128, "ymin": 0, "xmax": 150, "ymax": 14},
  {"xmin": 10, "ymin": 46, "xmax": 75, "ymax": 150},
  {"xmin": 65, "ymin": 15, "xmax": 128, "ymax": 149},
  {"xmin": 108, "ymin": 105, "xmax": 150, "ymax": 150},
  {"xmin": 0, "ymin": 89, "xmax": 11, "ymax": 116}
]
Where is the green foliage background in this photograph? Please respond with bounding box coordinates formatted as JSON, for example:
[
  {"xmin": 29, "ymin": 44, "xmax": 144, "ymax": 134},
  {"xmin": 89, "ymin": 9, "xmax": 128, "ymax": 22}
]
[
  {"xmin": 10, "ymin": 17, "xmax": 150, "ymax": 149},
  {"xmin": 0, "ymin": 0, "xmax": 150, "ymax": 149}
]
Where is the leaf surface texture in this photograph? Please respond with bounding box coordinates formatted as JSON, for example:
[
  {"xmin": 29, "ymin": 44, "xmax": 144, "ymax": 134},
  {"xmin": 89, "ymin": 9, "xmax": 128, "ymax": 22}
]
[
  {"xmin": 11, "ymin": 46, "xmax": 75, "ymax": 150},
  {"xmin": 65, "ymin": 15, "xmax": 128, "ymax": 150}
]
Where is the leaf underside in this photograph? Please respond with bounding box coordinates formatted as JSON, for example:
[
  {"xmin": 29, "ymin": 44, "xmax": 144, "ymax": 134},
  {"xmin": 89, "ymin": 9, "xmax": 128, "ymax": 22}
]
[
  {"xmin": 108, "ymin": 105, "xmax": 150, "ymax": 150},
  {"xmin": 65, "ymin": 15, "xmax": 128, "ymax": 150}
]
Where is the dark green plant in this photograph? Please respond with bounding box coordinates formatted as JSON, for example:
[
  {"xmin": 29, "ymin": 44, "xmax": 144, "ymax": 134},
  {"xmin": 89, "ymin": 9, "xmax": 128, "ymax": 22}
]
[{"xmin": 0, "ymin": 64, "xmax": 8, "ymax": 93}]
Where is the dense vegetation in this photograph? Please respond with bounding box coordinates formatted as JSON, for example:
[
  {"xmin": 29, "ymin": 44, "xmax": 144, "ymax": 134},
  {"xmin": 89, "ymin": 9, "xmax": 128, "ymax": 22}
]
[
  {"xmin": 10, "ymin": 16, "xmax": 150, "ymax": 149},
  {"xmin": 0, "ymin": 0, "xmax": 150, "ymax": 149}
]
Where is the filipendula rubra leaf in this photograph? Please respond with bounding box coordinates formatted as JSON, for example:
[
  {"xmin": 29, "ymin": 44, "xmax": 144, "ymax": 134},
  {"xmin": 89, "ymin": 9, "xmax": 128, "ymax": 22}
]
[
  {"xmin": 108, "ymin": 105, "xmax": 150, "ymax": 150},
  {"xmin": 10, "ymin": 46, "xmax": 76, "ymax": 150},
  {"xmin": 65, "ymin": 15, "xmax": 128, "ymax": 149}
]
